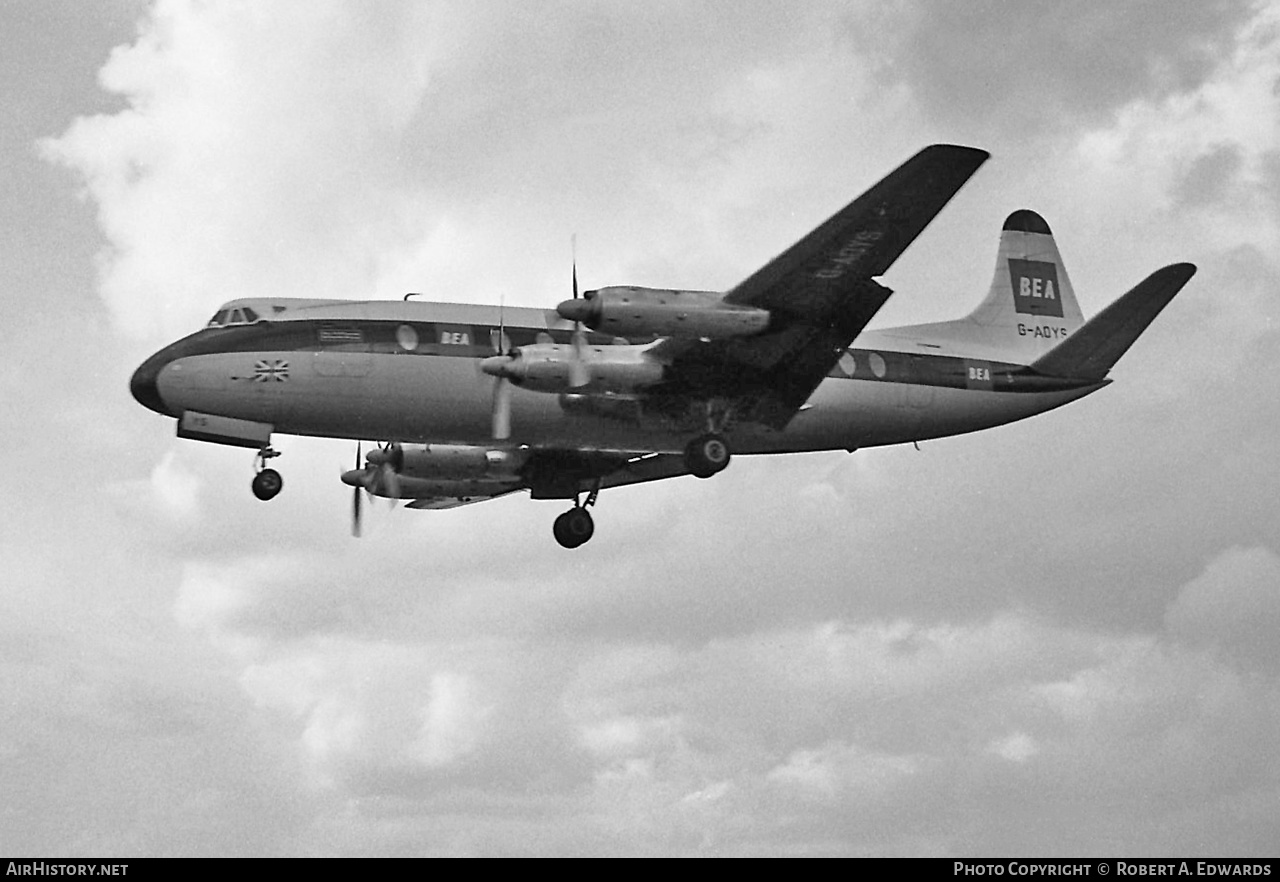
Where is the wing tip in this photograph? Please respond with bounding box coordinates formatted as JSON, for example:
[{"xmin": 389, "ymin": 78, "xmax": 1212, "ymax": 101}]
[{"xmin": 923, "ymin": 143, "xmax": 991, "ymax": 163}]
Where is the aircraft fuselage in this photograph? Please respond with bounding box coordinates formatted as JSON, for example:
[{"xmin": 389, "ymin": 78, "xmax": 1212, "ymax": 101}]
[{"xmin": 131, "ymin": 299, "xmax": 1104, "ymax": 456}]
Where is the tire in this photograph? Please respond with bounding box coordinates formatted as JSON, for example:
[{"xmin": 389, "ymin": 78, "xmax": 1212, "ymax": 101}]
[
  {"xmin": 684, "ymin": 434, "xmax": 731, "ymax": 479},
  {"xmin": 553, "ymin": 507, "xmax": 594, "ymax": 548},
  {"xmin": 251, "ymin": 468, "xmax": 283, "ymax": 500}
]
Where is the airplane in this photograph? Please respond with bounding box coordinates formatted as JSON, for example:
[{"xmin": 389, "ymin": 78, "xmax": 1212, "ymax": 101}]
[{"xmin": 129, "ymin": 144, "xmax": 1196, "ymax": 548}]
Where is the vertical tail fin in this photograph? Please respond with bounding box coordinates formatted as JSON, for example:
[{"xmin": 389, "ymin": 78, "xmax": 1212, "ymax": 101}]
[
  {"xmin": 893, "ymin": 210, "xmax": 1085, "ymax": 363},
  {"xmin": 963, "ymin": 209, "xmax": 1084, "ymax": 362}
]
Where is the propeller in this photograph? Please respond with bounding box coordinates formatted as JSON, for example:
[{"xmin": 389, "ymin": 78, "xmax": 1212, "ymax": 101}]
[
  {"xmin": 482, "ymin": 241, "xmax": 590, "ymax": 437},
  {"xmin": 568, "ymin": 237, "xmax": 591, "ymax": 389},
  {"xmin": 492, "ymin": 372, "xmax": 512, "ymax": 440},
  {"xmin": 351, "ymin": 441, "xmax": 363, "ymax": 537},
  {"xmin": 349, "ymin": 441, "xmax": 404, "ymax": 537},
  {"xmin": 490, "ymin": 294, "xmax": 514, "ymax": 440},
  {"xmin": 366, "ymin": 443, "xmax": 403, "ymax": 502}
]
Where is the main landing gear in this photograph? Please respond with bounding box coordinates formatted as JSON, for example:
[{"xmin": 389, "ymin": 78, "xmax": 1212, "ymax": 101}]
[
  {"xmin": 684, "ymin": 401, "xmax": 733, "ymax": 479},
  {"xmin": 684, "ymin": 432, "xmax": 731, "ymax": 479},
  {"xmin": 553, "ymin": 481, "xmax": 600, "ymax": 549},
  {"xmin": 251, "ymin": 446, "xmax": 283, "ymax": 501}
]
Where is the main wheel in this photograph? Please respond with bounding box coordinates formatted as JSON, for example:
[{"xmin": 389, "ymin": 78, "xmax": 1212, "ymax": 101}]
[
  {"xmin": 685, "ymin": 433, "xmax": 731, "ymax": 479},
  {"xmin": 251, "ymin": 468, "xmax": 283, "ymax": 500},
  {"xmin": 553, "ymin": 507, "xmax": 595, "ymax": 548}
]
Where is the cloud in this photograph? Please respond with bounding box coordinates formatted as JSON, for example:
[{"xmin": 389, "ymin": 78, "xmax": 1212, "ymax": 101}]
[
  {"xmin": 872, "ymin": 0, "xmax": 1260, "ymax": 140},
  {"xmin": 553, "ymin": 615, "xmax": 1280, "ymax": 854},
  {"xmin": 40, "ymin": 0, "xmax": 437, "ymax": 340},
  {"xmin": 988, "ymin": 731, "xmax": 1040, "ymax": 763},
  {"xmin": 1165, "ymin": 545, "xmax": 1280, "ymax": 671},
  {"xmin": 1072, "ymin": 2, "xmax": 1280, "ymax": 257}
]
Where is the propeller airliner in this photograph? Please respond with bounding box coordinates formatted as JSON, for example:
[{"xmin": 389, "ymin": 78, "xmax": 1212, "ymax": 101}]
[{"xmin": 130, "ymin": 144, "xmax": 1195, "ymax": 547}]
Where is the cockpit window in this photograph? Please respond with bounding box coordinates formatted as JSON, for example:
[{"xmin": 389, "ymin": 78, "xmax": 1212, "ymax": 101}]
[{"xmin": 207, "ymin": 306, "xmax": 263, "ymax": 328}]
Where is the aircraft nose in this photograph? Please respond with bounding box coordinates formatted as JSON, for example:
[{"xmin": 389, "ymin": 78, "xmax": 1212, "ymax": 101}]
[{"xmin": 130, "ymin": 352, "xmax": 173, "ymax": 416}]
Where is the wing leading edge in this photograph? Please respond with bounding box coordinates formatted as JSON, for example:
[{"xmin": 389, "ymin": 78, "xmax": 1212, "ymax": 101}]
[{"xmin": 653, "ymin": 144, "xmax": 990, "ymax": 428}]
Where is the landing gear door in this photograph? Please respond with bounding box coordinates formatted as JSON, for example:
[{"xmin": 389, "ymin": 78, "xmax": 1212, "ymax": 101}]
[{"xmin": 177, "ymin": 411, "xmax": 273, "ymax": 449}]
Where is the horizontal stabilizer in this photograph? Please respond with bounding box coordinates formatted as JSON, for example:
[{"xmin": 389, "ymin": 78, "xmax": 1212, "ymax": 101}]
[{"xmin": 1032, "ymin": 263, "xmax": 1196, "ymax": 380}]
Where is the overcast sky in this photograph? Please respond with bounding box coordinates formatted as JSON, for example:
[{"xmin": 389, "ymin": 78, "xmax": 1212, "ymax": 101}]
[{"xmin": 3, "ymin": 0, "xmax": 1279, "ymax": 857}]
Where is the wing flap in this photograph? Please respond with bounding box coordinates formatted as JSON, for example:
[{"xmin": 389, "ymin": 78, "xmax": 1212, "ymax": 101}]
[
  {"xmin": 405, "ymin": 489, "xmax": 521, "ymax": 510},
  {"xmin": 599, "ymin": 453, "xmax": 689, "ymax": 489}
]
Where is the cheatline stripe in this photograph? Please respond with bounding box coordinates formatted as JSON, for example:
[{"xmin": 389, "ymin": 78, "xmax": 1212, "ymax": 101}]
[{"xmin": 154, "ymin": 319, "xmax": 1097, "ymax": 394}]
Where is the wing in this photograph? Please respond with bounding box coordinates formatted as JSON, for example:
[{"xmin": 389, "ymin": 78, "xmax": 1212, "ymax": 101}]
[
  {"xmin": 402, "ymin": 453, "xmax": 688, "ymax": 509},
  {"xmin": 650, "ymin": 144, "xmax": 989, "ymax": 428}
]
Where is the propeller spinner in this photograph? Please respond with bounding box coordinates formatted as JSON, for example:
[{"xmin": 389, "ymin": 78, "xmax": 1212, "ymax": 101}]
[{"xmin": 346, "ymin": 442, "xmax": 404, "ymax": 537}]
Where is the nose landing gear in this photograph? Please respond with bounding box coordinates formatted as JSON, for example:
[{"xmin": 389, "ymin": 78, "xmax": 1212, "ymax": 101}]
[{"xmin": 251, "ymin": 447, "xmax": 283, "ymax": 500}]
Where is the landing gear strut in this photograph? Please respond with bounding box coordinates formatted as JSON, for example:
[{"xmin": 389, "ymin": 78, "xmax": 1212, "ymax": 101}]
[
  {"xmin": 251, "ymin": 447, "xmax": 283, "ymax": 501},
  {"xmin": 553, "ymin": 481, "xmax": 600, "ymax": 549}
]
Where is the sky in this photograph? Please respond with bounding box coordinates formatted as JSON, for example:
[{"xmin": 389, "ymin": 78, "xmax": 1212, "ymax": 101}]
[{"xmin": 2, "ymin": 0, "xmax": 1279, "ymax": 857}]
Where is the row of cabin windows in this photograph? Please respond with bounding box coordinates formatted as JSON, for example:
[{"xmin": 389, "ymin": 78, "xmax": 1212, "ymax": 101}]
[{"xmin": 206, "ymin": 306, "xmax": 261, "ymax": 327}]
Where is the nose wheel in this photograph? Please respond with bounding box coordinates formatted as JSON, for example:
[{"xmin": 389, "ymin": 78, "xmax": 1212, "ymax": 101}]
[
  {"xmin": 251, "ymin": 446, "xmax": 283, "ymax": 501},
  {"xmin": 251, "ymin": 468, "xmax": 283, "ymax": 500}
]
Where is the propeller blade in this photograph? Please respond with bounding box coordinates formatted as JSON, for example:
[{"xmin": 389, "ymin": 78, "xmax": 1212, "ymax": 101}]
[
  {"xmin": 351, "ymin": 442, "xmax": 363, "ymax": 537},
  {"xmin": 569, "ymin": 328, "xmax": 590, "ymax": 388},
  {"xmin": 492, "ymin": 376, "xmax": 512, "ymax": 440},
  {"xmin": 352, "ymin": 483, "xmax": 363, "ymax": 537},
  {"xmin": 569, "ymin": 237, "xmax": 590, "ymax": 388},
  {"xmin": 496, "ymin": 292, "xmax": 509, "ymax": 355},
  {"xmin": 380, "ymin": 462, "xmax": 402, "ymax": 503}
]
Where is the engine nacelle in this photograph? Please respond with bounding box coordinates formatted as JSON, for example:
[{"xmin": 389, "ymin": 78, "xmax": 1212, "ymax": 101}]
[
  {"xmin": 481, "ymin": 344, "xmax": 665, "ymax": 394},
  {"xmin": 557, "ymin": 286, "xmax": 771, "ymax": 338},
  {"xmin": 371, "ymin": 444, "xmax": 526, "ymax": 481}
]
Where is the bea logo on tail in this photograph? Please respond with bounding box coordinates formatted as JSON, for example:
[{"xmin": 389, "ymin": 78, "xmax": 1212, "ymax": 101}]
[{"xmin": 1008, "ymin": 259, "xmax": 1064, "ymax": 318}]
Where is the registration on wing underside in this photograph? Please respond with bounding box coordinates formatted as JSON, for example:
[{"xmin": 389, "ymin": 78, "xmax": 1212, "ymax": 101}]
[
  {"xmin": 648, "ymin": 146, "xmax": 990, "ymax": 432},
  {"xmin": 723, "ymin": 144, "xmax": 990, "ymax": 317}
]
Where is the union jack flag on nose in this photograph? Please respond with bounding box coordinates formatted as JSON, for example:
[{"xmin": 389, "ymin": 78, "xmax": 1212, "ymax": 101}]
[{"xmin": 253, "ymin": 359, "xmax": 289, "ymax": 382}]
